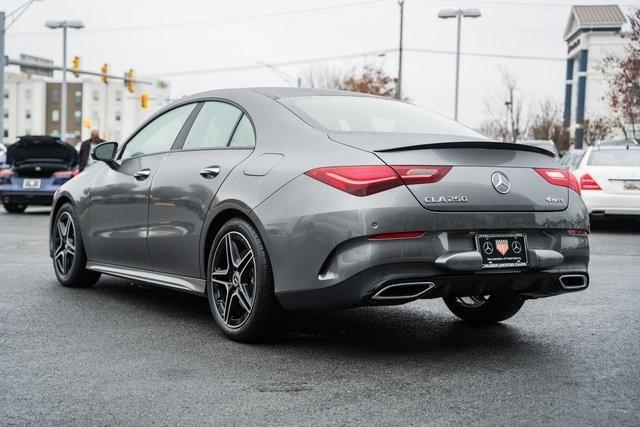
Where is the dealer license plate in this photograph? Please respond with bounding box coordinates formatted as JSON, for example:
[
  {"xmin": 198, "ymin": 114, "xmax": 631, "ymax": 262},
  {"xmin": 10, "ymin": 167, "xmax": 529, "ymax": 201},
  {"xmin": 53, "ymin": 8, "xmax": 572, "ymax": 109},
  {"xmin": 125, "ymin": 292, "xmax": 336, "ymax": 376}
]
[{"xmin": 476, "ymin": 233, "xmax": 528, "ymax": 269}]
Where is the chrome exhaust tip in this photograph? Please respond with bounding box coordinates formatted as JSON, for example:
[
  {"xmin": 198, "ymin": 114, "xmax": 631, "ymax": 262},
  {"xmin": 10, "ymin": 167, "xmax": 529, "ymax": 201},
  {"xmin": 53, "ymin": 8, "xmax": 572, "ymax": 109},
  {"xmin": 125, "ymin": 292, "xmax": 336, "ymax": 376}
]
[
  {"xmin": 371, "ymin": 281, "xmax": 435, "ymax": 301},
  {"xmin": 558, "ymin": 274, "xmax": 588, "ymax": 290}
]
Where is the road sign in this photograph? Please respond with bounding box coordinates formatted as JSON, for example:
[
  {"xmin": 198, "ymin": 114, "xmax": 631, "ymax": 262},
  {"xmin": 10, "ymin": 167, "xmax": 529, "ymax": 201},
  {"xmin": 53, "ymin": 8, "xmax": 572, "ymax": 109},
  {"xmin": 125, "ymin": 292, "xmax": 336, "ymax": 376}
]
[{"xmin": 19, "ymin": 54, "xmax": 54, "ymax": 77}]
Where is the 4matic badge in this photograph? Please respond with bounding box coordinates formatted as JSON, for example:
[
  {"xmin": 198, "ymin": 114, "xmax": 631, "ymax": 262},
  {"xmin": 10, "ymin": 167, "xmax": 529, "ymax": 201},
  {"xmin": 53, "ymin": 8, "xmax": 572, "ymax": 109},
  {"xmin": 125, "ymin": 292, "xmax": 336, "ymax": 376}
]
[{"xmin": 425, "ymin": 195, "xmax": 469, "ymax": 203}]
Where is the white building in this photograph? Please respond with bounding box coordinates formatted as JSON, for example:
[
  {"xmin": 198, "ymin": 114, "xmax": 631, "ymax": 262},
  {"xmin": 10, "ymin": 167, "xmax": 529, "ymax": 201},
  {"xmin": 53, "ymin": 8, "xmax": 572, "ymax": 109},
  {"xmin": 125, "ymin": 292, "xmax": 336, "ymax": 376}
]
[
  {"xmin": 2, "ymin": 71, "xmax": 171, "ymax": 145},
  {"xmin": 563, "ymin": 4, "xmax": 627, "ymax": 147}
]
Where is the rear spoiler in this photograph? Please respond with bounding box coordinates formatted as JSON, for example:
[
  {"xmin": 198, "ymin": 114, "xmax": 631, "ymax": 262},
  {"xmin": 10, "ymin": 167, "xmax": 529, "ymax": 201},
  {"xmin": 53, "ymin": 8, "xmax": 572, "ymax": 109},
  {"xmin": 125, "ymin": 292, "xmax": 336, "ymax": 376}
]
[{"xmin": 375, "ymin": 141, "xmax": 555, "ymax": 158}]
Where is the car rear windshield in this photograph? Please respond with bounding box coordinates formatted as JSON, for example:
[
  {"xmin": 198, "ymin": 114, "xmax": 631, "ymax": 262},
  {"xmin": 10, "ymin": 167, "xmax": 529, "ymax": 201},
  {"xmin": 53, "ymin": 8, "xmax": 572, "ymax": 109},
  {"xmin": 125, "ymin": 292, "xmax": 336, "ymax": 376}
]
[
  {"xmin": 286, "ymin": 96, "xmax": 482, "ymax": 137},
  {"xmin": 588, "ymin": 150, "xmax": 640, "ymax": 166}
]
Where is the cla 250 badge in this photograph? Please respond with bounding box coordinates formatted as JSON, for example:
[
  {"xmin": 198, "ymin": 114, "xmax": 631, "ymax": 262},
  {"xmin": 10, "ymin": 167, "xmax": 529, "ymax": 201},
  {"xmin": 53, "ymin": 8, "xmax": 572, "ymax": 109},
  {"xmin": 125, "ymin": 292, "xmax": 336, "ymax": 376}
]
[{"xmin": 425, "ymin": 195, "xmax": 469, "ymax": 203}]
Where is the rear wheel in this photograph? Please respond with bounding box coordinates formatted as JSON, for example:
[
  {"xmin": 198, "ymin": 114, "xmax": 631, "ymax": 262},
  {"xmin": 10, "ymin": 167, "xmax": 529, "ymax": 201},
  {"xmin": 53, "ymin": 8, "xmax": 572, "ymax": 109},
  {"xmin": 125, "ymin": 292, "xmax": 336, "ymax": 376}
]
[
  {"xmin": 3, "ymin": 202, "xmax": 27, "ymax": 213},
  {"xmin": 52, "ymin": 203, "xmax": 101, "ymax": 287},
  {"xmin": 443, "ymin": 294, "xmax": 525, "ymax": 324},
  {"xmin": 206, "ymin": 218, "xmax": 282, "ymax": 342}
]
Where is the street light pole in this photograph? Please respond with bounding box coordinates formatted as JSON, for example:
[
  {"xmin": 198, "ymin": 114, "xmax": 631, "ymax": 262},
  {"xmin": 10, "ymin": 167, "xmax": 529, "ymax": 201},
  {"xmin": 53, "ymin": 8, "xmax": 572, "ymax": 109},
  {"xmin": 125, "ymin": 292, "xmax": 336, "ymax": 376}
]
[
  {"xmin": 454, "ymin": 13, "xmax": 461, "ymax": 121},
  {"xmin": 438, "ymin": 8, "xmax": 481, "ymax": 121},
  {"xmin": 45, "ymin": 20, "xmax": 84, "ymax": 140},
  {"xmin": 61, "ymin": 25, "xmax": 67, "ymax": 138},
  {"xmin": 396, "ymin": 0, "xmax": 405, "ymax": 100},
  {"xmin": 1, "ymin": 11, "xmax": 6, "ymax": 145}
]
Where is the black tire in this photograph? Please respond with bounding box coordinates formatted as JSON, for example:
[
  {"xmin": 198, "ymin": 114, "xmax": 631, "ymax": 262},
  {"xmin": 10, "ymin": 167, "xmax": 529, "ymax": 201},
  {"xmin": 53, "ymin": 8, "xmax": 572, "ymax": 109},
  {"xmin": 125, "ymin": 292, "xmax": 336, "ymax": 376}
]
[
  {"xmin": 3, "ymin": 202, "xmax": 27, "ymax": 213},
  {"xmin": 443, "ymin": 294, "xmax": 525, "ymax": 324},
  {"xmin": 52, "ymin": 203, "xmax": 101, "ymax": 287},
  {"xmin": 206, "ymin": 218, "xmax": 283, "ymax": 342}
]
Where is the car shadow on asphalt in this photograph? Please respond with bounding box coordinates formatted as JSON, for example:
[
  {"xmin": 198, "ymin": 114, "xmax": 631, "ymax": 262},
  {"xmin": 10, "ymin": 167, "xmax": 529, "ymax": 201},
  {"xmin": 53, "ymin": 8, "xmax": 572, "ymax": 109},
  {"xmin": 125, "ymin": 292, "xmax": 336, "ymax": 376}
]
[
  {"xmin": 83, "ymin": 277, "xmax": 557, "ymax": 362},
  {"xmin": 590, "ymin": 218, "xmax": 640, "ymax": 234}
]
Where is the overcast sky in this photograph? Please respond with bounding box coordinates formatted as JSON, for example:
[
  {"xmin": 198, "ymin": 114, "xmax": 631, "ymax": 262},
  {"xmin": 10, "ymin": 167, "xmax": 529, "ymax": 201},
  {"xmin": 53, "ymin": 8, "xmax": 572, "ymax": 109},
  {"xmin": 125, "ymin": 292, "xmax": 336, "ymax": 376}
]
[{"xmin": 3, "ymin": 0, "xmax": 635, "ymax": 128}]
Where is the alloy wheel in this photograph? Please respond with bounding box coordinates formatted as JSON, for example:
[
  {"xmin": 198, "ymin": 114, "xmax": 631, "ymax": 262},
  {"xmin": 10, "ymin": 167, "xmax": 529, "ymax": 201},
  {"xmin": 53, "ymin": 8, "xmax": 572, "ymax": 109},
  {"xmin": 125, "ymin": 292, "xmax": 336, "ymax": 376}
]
[
  {"xmin": 210, "ymin": 231, "xmax": 256, "ymax": 328},
  {"xmin": 455, "ymin": 295, "xmax": 488, "ymax": 308},
  {"xmin": 53, "ymin": 212, "xmax": 76, "ymax": 278}
]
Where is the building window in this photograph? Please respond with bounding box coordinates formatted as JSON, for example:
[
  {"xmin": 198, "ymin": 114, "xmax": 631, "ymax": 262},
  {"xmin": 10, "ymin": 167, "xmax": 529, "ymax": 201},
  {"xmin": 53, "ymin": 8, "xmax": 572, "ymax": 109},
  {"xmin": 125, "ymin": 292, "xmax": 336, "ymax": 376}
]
[
  {"xmin": 115, "ymin": 111, "xmax": 121, "ymax": 121},
  {"xmin": 25, "ymin": 129, "xmax": 31, "ymax": 135},
  {"xmin": 52, "ymin": 90, "xmax": 60, "ymax": 103},
  {"xmin": 3, "ymin": 129, "xmax": 8, "ymax": 138},
  {"xmin": 74, "ymin": 110, "xmax": 82, "ymax": 124},
  {"xmin": 75, "ymin": 90, "xmax": 82, "ymax": 103},
  {"xmin": 25, "ymin": 89, "xmax": 32, "ymax": 100},
  {"xmin": 115, "ymin": 91, "xmax": 122, "ymax": 101},
  {"xmin": 25, "ymin": 109, "xmax": 31, "ymax": 119},
  {"xmin": 52, "ymin": 110, "xmax": 60, "ymax": 122},
  {"xmin": 3, "ymin": 92, "xmax": 8, "ymax": 99},
  {"xmin": 92, "ymin": 91, "xmax": 99, "ymax": 101},
  {"xmin": 3, "ymin": 111, "xmax": 7, "ymax": 119}
]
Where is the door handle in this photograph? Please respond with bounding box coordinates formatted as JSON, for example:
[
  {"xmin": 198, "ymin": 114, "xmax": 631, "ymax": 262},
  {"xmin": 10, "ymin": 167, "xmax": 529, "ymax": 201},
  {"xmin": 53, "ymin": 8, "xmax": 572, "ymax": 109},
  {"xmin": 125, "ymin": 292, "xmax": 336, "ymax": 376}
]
[
  {"xmin": 133, "ymin": 168, "xmax": 151, "ymax": 181},
  {"xmin": 200, "ymin": 166, "xmax": 221, "ymax": 179}
]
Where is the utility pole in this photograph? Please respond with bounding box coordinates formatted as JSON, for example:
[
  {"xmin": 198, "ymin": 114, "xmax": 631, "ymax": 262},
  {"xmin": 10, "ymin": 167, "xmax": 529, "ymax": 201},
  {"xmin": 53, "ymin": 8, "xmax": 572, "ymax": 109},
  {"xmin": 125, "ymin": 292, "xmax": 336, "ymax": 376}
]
[
  {"xmin": 396, "ymin": 0, "xmax": 405, "ymax": 100},
  {"xmin": 1, "ymin": 11, "xmax": 5, "ymax": 145}
]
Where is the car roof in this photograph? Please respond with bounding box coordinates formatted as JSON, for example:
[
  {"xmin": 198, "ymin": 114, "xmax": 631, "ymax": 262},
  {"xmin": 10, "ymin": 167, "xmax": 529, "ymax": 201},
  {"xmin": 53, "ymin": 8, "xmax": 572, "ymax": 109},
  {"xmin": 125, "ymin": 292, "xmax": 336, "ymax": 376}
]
[{"xmin": 185, "ymin": 87, "xmax": 379, "ymax": 102}]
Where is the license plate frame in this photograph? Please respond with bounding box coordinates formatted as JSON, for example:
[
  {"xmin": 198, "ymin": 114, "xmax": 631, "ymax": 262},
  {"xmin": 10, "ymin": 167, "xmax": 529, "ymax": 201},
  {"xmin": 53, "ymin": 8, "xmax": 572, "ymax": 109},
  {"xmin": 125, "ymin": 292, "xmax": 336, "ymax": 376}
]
[
  {"xmin": 475, "ymin": 232, "xmax": 528, "ymax": 269},
  {"xmin": 22, "ymin": 178, "xmax": 41, "ymax": 189}
]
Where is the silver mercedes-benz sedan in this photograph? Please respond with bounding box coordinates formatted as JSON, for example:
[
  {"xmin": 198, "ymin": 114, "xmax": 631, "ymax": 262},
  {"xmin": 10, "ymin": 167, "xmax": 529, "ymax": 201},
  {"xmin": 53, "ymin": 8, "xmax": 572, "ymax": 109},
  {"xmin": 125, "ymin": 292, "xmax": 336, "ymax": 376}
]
[{"xmin": 49, "ymin": 88, "xmax": 590, "ymax": 342}]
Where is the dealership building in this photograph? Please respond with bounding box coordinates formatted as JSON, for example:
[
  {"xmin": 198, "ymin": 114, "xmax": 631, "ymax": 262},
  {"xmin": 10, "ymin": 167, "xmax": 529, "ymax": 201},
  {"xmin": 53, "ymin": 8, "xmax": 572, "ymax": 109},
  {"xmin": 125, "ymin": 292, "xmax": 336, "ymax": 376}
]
[
  {"xmin": 563, "ymin": 4, "xmax": 628, "ymax": 147},
  {"xmin": 2, "ymin": 71, "xmax": 171, "ymax": 145}
]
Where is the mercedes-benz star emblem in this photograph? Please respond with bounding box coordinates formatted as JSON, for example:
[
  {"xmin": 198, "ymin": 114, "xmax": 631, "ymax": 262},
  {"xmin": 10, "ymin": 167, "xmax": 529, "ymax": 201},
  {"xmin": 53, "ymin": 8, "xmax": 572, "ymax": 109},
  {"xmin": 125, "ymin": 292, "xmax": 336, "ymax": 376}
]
[
  {"xmin": 512, "ymin": 241, "xmax": 522, "ymax": 254},
  {"xmin": 482, "ymin": 242, "xmax": 494, "ymax": 255},
  {"xmin": 491, "ymin": 171, "xmax": 511, "ymax": 194}
]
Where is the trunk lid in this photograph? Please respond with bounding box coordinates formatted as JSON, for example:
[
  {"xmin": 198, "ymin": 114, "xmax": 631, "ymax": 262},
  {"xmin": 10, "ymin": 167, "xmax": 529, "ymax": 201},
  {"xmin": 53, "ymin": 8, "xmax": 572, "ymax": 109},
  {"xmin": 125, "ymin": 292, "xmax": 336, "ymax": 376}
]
[
  {"xmin": 329, "ymin": 133, "xmax": 567, "ymax": 212},
  {"xmin": 7, "ymin": 136, "xmax": 78, "ymax": 177}
]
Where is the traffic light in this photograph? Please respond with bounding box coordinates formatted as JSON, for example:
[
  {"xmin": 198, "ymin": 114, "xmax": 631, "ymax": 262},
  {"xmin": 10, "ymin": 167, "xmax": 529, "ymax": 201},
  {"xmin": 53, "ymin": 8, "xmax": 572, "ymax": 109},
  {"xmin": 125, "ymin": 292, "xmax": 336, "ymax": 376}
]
[
  {"xmin": 101, "ymin": 63, "xmax": 109, "ymax": 84},
  {"xmin": 125, "ymin": 68, "xmax": 135, "ymax": 93},
  {"xmin": 71, "ymin": 56, "xmax": 81, "ymax": 77},
  {"xmin": 140, "ymin": 92, "xmax": 149, "ymax": 109}
]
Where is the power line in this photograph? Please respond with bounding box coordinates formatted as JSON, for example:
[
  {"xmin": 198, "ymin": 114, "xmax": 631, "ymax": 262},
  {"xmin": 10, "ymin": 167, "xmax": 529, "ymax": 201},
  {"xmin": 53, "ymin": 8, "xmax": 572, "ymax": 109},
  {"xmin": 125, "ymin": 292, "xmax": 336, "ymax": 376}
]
[
  {"xmin": 8, "ymin": 0, "xmax": 389, "ymax": 37},
  {"xmin": 153, "ymin": 46, "xmax": 563, "ymax": 77}
]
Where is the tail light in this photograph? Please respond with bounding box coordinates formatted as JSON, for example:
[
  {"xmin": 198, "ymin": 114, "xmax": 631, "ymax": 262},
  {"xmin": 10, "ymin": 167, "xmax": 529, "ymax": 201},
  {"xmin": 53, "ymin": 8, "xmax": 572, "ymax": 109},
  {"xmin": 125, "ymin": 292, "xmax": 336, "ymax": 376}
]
[
  {"xmin": 579, "ymin": 173, "xmax": 601, "ymax": 190},
  {"xmin": 0, "ymin": 169, "xmax": 12, "ymax": 185},
  {"xmin": 53, "ymin": 169, "xmax": 79, "ymax": 184},
  {"xmin": 305, "ymin": 165, "xmax": 451, "ymax": 197},
  {"xmin": 534, "ymin": 168, "xmax": 581, "ymax": 195},
  {"xmin": 567, "ymin": 229, "xmax": 589, "ymax": 236}
]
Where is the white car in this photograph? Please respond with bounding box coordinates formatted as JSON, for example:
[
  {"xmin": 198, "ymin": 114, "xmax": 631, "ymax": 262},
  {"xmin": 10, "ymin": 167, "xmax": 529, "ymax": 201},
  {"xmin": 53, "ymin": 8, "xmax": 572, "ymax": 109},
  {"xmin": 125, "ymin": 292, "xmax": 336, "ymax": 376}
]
[{"xmin": 573, "ymin": 145, "xmax": 640, "ymax": 217}]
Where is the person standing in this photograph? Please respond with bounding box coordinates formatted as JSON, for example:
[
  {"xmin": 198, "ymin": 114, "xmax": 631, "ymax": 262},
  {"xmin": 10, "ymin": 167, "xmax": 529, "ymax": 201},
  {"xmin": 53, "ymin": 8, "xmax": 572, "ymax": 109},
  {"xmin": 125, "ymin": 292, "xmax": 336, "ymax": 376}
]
[{"xmin": 78, "ymin": 129, "xmax": 104, "ymax": 172}]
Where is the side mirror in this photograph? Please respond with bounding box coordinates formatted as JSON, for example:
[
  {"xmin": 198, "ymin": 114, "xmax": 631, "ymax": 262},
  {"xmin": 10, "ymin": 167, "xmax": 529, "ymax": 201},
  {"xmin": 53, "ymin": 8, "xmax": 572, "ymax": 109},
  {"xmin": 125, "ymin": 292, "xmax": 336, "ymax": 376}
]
[{"xmin": 91, "ymin": 142, "xmax": 118, "ymax": 168}]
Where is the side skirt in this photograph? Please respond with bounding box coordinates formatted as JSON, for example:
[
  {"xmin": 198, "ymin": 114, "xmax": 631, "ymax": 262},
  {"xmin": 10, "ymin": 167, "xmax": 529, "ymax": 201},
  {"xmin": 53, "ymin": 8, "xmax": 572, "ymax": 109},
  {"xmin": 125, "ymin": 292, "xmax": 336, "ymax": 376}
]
[{"xmin": 86, "ymin": 262, "xmax": 207, "ymax": 296}]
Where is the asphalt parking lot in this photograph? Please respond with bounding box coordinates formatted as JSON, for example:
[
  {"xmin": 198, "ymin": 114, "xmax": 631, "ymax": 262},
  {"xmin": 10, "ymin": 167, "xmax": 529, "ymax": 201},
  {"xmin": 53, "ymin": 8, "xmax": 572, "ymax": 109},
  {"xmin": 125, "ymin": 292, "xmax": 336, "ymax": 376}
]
[{"xmin": 1, "ymin": 207, "xmax": 639, "ymax": 425}]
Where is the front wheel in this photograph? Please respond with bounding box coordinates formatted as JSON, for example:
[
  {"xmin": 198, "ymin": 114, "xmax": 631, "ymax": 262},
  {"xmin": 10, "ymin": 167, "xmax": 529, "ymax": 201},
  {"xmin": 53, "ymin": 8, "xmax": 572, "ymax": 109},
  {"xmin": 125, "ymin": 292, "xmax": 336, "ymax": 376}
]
[
  {"xmin": 206, "ymin": 218, "xmax": 283, "ymax": 342},
  {"xmin": 3, "ymin": 202, "xmax": 27, "ymax": 213},
  {"xmin": 443, "ymin": 294, "xmax": 525, "ymax": 324}
]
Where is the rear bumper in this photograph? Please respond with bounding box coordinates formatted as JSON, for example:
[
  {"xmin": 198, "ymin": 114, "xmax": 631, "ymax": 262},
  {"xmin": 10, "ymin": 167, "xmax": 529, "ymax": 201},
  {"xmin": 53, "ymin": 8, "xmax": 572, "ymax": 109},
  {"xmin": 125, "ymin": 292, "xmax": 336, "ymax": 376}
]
[
  {"xmin": 582, "ymin": 190, "xmax": 640, "ymax": 216},
  {"xmin": 0, "ymin": 190, "xmax": 55, "ymax": 205},
  {"xmin": 277, "ymin": 264, "xmax": 589, "ymax": 310}
]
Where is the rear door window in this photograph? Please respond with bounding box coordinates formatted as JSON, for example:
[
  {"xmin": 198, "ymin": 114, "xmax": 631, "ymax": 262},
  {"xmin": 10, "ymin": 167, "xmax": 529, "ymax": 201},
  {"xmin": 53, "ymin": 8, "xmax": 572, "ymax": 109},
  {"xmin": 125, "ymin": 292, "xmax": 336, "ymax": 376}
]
[{"xmin": 182, "ymin": 101, "xmax": 242, "ymax": 150}]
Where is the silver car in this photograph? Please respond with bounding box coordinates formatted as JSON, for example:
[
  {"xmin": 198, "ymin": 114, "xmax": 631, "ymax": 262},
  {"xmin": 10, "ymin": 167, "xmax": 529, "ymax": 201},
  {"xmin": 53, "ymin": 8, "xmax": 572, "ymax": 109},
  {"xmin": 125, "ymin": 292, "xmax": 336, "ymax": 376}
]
[{"xmin": 49, "ymin": 88, "xmax": 590, "ymax": 342}]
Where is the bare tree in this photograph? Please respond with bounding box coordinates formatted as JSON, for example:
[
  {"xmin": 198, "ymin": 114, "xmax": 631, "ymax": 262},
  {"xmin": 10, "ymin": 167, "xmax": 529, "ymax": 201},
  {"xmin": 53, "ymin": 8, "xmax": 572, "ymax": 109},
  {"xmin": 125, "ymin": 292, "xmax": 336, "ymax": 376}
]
[
  {"xmin": 480, "ymin": 68, "xmax": 527, "ymax": 142},
  {"xmin": 300, "ymin": 63, "xmax": 396, "ymax": 97},
  {"xmin": 601, "ymin": 8, "xmax": 640, "ymax": 138},
  {"xmin": 528, "ymin": 98, "xmax": 571, "ymax": 152},
  {"xmin": 582, "ymin": 116, "xmax": 616, "ymax": 145}
]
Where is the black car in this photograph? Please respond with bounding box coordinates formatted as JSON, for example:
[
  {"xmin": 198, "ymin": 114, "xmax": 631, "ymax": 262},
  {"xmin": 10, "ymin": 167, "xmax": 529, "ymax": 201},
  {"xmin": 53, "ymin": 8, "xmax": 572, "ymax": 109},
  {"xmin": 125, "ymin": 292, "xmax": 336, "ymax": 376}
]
[{"xmin": 0, "ymin": 136, "xmax": 78, "ymax": 213}]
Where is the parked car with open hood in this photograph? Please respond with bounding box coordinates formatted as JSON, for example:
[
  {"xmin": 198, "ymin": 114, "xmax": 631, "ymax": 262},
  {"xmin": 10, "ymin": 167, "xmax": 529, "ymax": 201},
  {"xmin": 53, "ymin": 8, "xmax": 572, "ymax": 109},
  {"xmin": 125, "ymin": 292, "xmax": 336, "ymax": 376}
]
[{"xmin": 0, "ymin": 135, "xmax": 78, "ymax": 213}]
